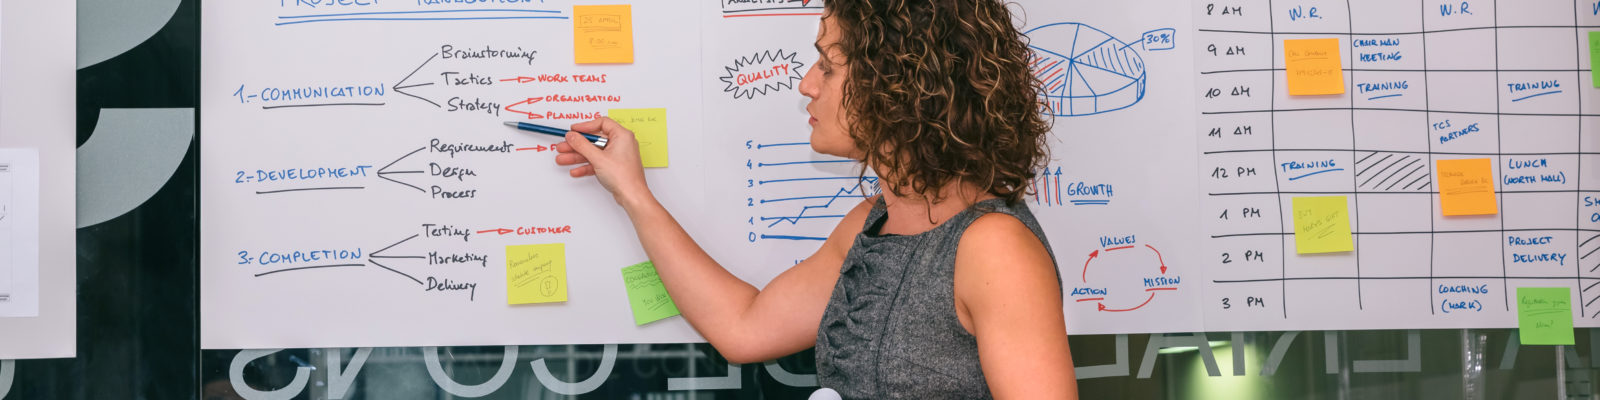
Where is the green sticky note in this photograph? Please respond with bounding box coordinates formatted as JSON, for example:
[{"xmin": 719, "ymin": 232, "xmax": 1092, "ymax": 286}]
[
  {"xmin": 1291, "ymin": 196, "xmax": 1353, "ymax": 254},
  {"xmin": 1518, "ymin": 287, "xmax": 1575, "ymax": 345},
  {"xmin": 609, "ymin": 108, "xmax": 668, "ymax": 168},
  {"xmin": 621, "ymin": 261, "xmax": 680, "ymax": 325},
  {"xmin": 1591, "ymin": 32, "xmax": 1600, "ymax": 88},
  {"xmin": 506, "ymin": 244, "xmax": 568, "ymax": 305}
]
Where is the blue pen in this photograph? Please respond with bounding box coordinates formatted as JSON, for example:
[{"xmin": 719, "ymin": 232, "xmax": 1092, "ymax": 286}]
[{"xmin": 502, "ymin": 121, "xmax": 609, "ymax": 149}]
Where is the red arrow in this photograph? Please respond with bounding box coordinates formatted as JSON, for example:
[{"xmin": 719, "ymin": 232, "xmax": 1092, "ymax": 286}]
[
  {"xmin": 506, "ymin": 98, "xmax": 539, "ymax": 109},
  {"xmin": 1146, "ymin": 244, "xmax": 1167, "ymax": 274},
  {"xmin": 500, "ymin": 76, "xmax": 537, "ymax": 83},
  {"xmin": 516, "ymin": 145, "xmax": 551, "ymax": 152},
  {"xmin": 503, "ymin": 98, "xmax": 547, "ymax": 120},
  {"xmin": 475, "ymin": 228, "xmax": 513, "ymax": 235},
  {"xmin": 1081, "ymin": 250, "xmax": 1098, "ymax": 283},
  {"xmin": 1100, "ymin": 293, "xmax": 1156, "ymax": 312}
]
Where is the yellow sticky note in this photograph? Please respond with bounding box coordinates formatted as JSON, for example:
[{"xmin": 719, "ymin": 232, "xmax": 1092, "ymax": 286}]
[
  {"xmin": 1292, "ymin": 196, "xmax": 1353, "ymax": 254},
  {"xmin": 609, "ymin": 108, "xmax": 668, "ymax": 168},
  {"xmin": 1284, "ymin": 38, "xmax": 1344, "ymax": 95},
  {"xmin": 1437, "ymin": 158, "xmax": 1497, "ymax": 216},
  {"xmin": 573, "ymin": 5, "xmax": 634, "ymax": 64},
  {"xmin": 506, "ymin": 244, "xmax": 568, "ymax": 304}
]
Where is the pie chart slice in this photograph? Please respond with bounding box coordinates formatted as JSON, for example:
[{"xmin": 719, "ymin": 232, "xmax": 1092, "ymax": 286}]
[{"xmin": 1025, "ymin": 22, "xmax": 1148, "ymax": 117}]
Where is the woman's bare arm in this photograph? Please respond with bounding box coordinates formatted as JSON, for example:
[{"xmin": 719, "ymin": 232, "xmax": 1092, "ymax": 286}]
[
  {"xmin": 955, "ymin": 213, "xmax": 1078, "ymax": 399},
  {"xmin": 556, "ymin": 118, "xmax": 870, "ymax": 363},
  {"xmin": 615, "ymin": 191, "xmax": 870, "ymax": 363}
]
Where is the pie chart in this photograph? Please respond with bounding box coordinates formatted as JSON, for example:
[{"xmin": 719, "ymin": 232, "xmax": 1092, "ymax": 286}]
[{"xmin": 1026, "ymin": 22, "xmax": 1148, "ymax": 117}]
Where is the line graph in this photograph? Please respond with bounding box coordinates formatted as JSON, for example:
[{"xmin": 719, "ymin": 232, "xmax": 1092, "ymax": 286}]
[
  {"xmin": 765, "ymin": 177, "xmax": 878, "ymax": 228},
  {"xmin": 735, "ymin": 121, "xmax": 873, "ymax": 262}
]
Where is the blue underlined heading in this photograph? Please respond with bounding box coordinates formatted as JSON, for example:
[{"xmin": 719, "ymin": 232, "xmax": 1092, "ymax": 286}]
[
  {"xmin": 1288, "ymin": 168, "xmax": 1344, "ymax": 181},
  {"xmin": 1510, "ymin": 90, "xmax": 1562, "ymax": 102},
  {"xmin": 277, "ymin": 9, "xmax": 562, "ymax": 19},
  {"xmin": 276, "ymin": 16, "xmax": 568, "ymax": 26}
]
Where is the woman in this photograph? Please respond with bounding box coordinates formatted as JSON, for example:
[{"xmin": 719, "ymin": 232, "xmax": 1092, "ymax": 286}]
[{"xmin": 555, "ymin": 0, "xmax": 1076, "ymax": 397}]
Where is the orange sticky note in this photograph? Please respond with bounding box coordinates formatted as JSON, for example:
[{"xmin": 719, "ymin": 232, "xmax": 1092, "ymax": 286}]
[
  {"xmin": 1284, "ymin": 38, "xmax": 1344, "ymax": 95},
  {"xmin": 1437, "ymin": 158, "xmax": 1497, "ymax": 216},
  {"xmin": 573, "ymin": 5, "xmax": 634, "ymax": 64}
]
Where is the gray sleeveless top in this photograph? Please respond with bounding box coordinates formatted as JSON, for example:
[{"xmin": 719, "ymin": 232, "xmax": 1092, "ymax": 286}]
[{"xmin": 815, "ymin": 197, "xmax": 1059, "ymax": 399}]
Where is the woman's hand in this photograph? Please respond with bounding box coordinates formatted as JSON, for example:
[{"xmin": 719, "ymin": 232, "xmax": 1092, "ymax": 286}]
[{"xmin": 554, "ymin": 117, "xmax": 651, "ymax": 206}]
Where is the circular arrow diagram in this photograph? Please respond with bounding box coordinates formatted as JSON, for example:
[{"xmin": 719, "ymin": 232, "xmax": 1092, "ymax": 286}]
[{"xmin": 1080, "ymin": 244, "xmax": 1171, "ymax": 312}]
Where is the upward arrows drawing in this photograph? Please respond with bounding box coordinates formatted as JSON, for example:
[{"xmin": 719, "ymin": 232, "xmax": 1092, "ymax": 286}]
[{"xmin": 1054, "ymin": 167, "xmax": 1063, "ymax": 206}]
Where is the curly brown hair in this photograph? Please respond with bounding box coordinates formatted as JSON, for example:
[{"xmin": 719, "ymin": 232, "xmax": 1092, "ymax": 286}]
[{"xmin": 823, "ymin": 0, "xmax": 1051, "ymax": 204}]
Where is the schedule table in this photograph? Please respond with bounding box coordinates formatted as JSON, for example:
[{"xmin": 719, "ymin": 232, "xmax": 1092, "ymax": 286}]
[{"xmin": 1194, "ymin": 0, "xmax": 1600, "ymax": 331}]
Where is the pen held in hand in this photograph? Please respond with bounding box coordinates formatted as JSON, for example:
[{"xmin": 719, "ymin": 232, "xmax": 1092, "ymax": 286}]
[{"xmin": 503, "ymin": 121, "xmax": 609, "ymax": 149}]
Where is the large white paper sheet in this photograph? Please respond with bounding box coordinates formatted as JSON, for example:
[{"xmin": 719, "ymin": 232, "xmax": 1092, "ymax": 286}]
[
  {"xmin": 0, "ymin": 149, "xmax": 39, "ymax": 318},
  {"xmin": 0, "ymin": 0, "xmax": 76, "ymax": 359}
]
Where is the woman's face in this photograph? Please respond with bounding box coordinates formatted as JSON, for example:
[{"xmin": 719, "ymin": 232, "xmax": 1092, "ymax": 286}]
[{"xmin": 800, "ymin": 17, "xmax": 859, "ymax": 159}]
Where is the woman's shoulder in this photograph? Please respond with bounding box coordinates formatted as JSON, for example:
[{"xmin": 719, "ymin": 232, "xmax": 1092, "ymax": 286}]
[
  {"xmin": 953, "ymin": 207, "xmax": 1054, "ymax": 283},
  {"xmin": 959, "ymin": 211, "xmax": 1046, "ymax": 258}
]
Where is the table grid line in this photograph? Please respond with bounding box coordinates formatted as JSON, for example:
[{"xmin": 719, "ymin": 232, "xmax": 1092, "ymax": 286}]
[
  {"xmin": 1199, "ymin": 24, "xmax": 1600, "ymax": 36},
  {"xmin": 1268, "ymin": 0, "xmax": 1288, "ymax": 319},
  {"xmin": 1421, "ymin": 0, "xmax": 1437, "ymax": 316},
  {"xmin": 1202, "ymin": 107, "xmax": 1600, "ymax": 117},
  {"xmin": 1345, "ymin": 0, "xmax": 1366, "ymax": 310},
  {"xmin": 1575, "ymin": 0, "xmax": 1589, "ymax": 316},
  {"xmin": 1492, "ymin": 0, "xmax": 1509, "ymax": 312},
  {"xmin": 1215, "ymin": 276, "xmax": 1600, "ymax": 284},
  {"xmin": 1210, "ymin": 190, "xmax": 1595, "ymax": 196},
  {"xmin": 1202, "ymin": 149, "xmax": 1600, "ymax": 156},
  {"xmin": 1204, "ymin": 68, "xmax": 1595, "ymax": 74},
  {"xmin": 1211, "ymin": 228, "xmax": 1600, "ymax": 239}
]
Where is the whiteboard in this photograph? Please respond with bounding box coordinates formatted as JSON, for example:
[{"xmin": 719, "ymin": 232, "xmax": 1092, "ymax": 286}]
[
  {"xmin": 204, "ymin": 0, "xmax": 1600, "ymax": 350},
  {"xmin": 201, "ymin": 1, "xmax": 708, "ymax": 349},
  {"xmin": 1013, "ymin": 1, "xmax": 1206, "ymax": 334},
  {"xmin": 1194, "ymin": 0, "xmax": 1600, "ymax": 332},
  {"xmin": 0, "ymin": 0, "xmax": 76, "ymax": 360}
]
